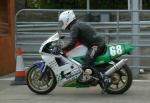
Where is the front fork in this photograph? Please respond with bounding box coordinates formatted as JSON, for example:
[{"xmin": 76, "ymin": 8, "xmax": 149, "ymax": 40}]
[
  {"xmin": 33, "ymin": 61, "xmax": 50, "ymax": 81},
  {"xmin": 38, "ymin": 65, "xmax": 48, "ymax": 81}
]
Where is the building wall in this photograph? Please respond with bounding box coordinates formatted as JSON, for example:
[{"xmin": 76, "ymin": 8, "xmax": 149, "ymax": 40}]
[{"xmin": 0, "ymin": 0, "xmax": 16, "ymax": 75}]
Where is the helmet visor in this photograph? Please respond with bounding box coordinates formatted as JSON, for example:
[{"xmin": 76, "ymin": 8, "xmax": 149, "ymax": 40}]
[{"xmin": 58, "ymin": 20, "xmax": 64, "ymax": 30}]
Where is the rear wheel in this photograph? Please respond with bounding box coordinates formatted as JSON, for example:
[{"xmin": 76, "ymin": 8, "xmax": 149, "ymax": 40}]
[
  {"xmin": 26, "ymin": 65, "xmax": 57, "ymax": 94},
  {"xmin": 104, "ymin": 64, "xmax": 132, "ymax": 94}
]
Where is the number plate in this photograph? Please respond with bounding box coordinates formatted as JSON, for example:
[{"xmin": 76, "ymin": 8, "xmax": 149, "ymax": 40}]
[{"xmin": 109, "ymin": 45, "xmax": 123, "ymax": 57}]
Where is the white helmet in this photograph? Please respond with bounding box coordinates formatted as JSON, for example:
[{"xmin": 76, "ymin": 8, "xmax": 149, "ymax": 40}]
[{"xmin": 58, "ymin": 10, "xmax": 76, "ymax": 30}]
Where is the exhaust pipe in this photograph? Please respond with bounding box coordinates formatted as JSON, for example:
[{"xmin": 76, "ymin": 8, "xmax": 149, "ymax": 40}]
[{"xmin": 104, "ymin": 59, "xmax": 128, "ymax": 76}]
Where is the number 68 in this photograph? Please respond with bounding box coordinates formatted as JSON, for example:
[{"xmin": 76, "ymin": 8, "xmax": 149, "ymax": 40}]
[{"xmin": 109, "ymin": 45, "xmax": 123, "ymax": 56}]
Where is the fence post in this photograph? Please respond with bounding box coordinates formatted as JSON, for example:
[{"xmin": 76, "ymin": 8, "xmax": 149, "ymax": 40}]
[
  {"xmin": 116, "ymin": 11, "xmax": 120, "ymax": 42},
  {"xmin": 131, "ymin": 0, "xmax": 141, "ymax": 78},
  {"xmin": 85, "ymin": 0, "xmax": 91, "ymax": 22},
  {"xmin": 99, "ymin": 12, "xmax": 110, "ymax": 43}
]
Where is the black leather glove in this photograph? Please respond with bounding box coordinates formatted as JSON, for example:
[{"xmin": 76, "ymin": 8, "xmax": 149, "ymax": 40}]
[{"xmin": 51, "ymin": 47, "xmax": 61, "ymax": 55}]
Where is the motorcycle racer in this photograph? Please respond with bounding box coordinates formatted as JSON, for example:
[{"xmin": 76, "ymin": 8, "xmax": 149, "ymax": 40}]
[{"xmin": 58, "ymin": 10, "xmax": 106, "ymax": 76}]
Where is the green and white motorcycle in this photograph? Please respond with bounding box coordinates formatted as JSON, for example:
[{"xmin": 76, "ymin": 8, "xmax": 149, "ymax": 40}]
[{"xmin": 26, "ymin": 32, "xmax": 134, "ymax": 94}]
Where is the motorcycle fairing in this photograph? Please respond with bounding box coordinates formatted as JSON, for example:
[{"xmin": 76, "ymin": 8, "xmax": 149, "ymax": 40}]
[{"xmin": 41, "ymin": 53, "xmax": 82, "ymax": 86}]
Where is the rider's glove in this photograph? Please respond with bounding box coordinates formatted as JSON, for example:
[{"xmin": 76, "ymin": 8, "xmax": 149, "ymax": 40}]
[{"xmin": 51, "ymin": 47, "xmax": 61, "ymax": 55}]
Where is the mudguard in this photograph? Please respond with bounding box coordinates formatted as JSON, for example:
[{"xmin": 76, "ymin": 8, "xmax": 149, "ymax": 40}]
[{"xmin": 33, "ymin": 61, "xmax": 45, "ymax": 72}]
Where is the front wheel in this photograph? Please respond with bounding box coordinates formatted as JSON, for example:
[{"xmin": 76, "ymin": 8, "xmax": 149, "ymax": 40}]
[
  {"xmin": 26, "ymin": 65, "xmax": 57, "ymax": 94},
  {"xmin": 104, "ymin": 64, "xmax": 132, "ymax": 94}
]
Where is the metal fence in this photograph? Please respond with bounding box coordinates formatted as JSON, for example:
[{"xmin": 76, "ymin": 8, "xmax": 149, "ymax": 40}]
[{"xmin": 16, "ymin": 9, "xmax": 150, "ymax": 77}]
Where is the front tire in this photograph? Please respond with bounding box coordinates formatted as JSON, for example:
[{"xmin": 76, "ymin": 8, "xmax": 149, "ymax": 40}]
[
  {"xmin": 105, "ymin": 64, "xmax": 132, "ymax": 94},
  {"xmin": 26, "ymin": 65, "xmax": 57, "ymax": 94}
]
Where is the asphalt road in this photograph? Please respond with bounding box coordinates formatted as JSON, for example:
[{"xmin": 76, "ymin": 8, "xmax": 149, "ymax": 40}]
[{"xmin": 0, "ymin": 79, "xmax": 150, "ymax": 103}]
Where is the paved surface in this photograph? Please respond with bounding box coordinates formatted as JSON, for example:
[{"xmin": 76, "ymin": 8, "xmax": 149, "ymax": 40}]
[
  {"xmin": 0, "ymin": 78, "xmax": 150, "ymax": 103},
  {"xmin": 1, "ymin": 72, "xmax": 150, "ymax": 103}
]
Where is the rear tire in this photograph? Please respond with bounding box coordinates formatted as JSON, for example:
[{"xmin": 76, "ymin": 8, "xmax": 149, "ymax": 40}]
[
  {"xmin": 26, "ymin": 65, "xmax": 57, "ymax": 94},
  {"xmin": 105, "ymin": 64, "xmax": 132, "ymax": 94}
]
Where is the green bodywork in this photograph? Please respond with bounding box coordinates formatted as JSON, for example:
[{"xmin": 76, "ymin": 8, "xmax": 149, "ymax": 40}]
[
  {"xmin": 63, "ymin": 42, "xmax": 134, "ymax": 87},
  {"xmin": 73, "ymin": 42, "xmax": 134, "ymax": 65},
  {"xmin": 63, "ymin": 80, "xmax": 90, "ymax": 87}
]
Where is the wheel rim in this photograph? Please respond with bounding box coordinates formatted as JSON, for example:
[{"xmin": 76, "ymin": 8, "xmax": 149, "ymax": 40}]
[
  {"xmin": 28, "ymin": 66, "xmax": 54, "ymax": 92},
  {"xmin": 107, "ymin": 67, "xmax": 128, "ymax": 92}
]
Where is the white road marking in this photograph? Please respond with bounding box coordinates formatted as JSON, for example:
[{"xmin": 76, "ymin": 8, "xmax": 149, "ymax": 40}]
[
  {"xmin": 133, "ymin": 80, "xmax": 150, "ymax": 82},
  {"xmin": 0, "ymin": 77, "xmax": 15, "ymax": 81}
]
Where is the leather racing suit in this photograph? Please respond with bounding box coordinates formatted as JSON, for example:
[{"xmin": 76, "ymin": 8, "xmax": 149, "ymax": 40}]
[{"xmin": 62, "ymin": 20, "xmax": 106, "ymax": 70}]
